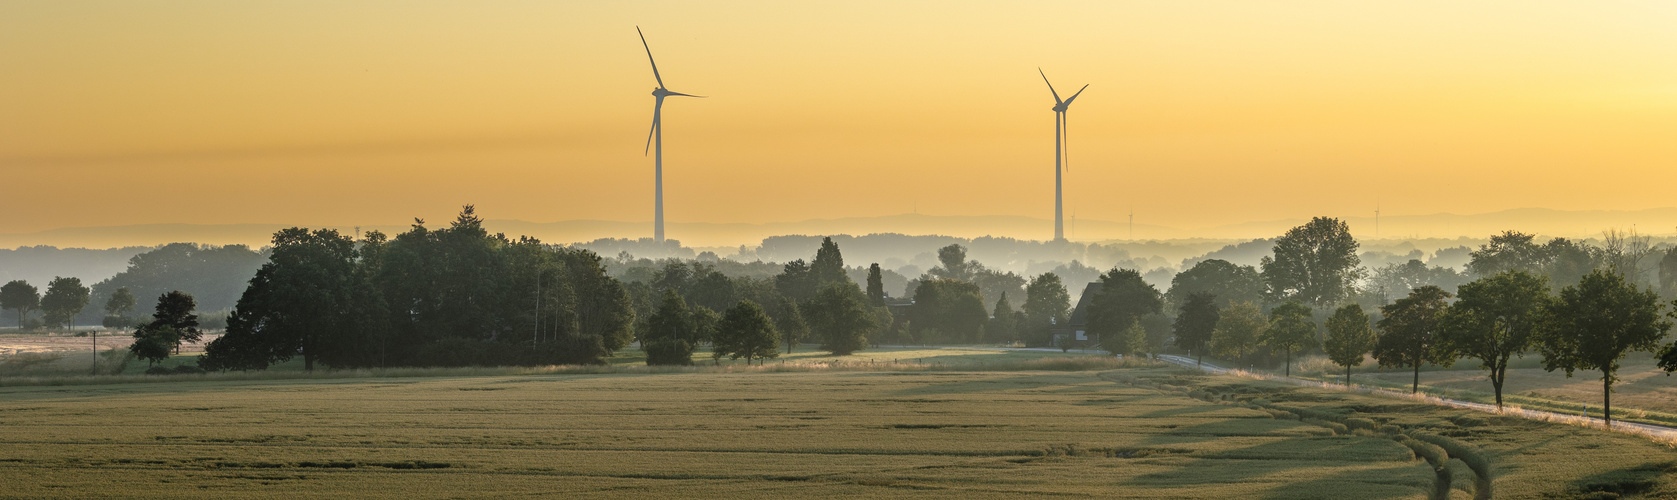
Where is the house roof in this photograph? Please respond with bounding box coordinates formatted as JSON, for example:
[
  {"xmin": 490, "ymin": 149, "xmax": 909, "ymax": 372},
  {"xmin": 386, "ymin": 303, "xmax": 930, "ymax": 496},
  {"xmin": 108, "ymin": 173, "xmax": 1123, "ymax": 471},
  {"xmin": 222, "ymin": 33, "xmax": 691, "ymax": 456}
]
[{"xmin": 1067, "ymin": 282, "xmax": 1102, "ymax": 327}]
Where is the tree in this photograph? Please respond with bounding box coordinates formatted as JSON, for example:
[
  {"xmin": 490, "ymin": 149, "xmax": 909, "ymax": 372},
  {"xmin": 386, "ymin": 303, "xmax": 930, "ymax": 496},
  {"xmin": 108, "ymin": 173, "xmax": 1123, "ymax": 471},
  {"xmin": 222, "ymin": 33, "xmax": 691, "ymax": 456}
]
[
  {"xmin": 810, "ymin": 237, "xmax": 849, "ymax": 287},
  {"xmin": 1367, "ymin": 259, "xmax": 1469, "ymax": 300},
  {"xmin": 147, "ymin": 291, "xmax": 202, "ymax": 354},
  {"xmin": 198, "ymin": 228, "xmax": 369, "ymax": 372},
  {"xmin": 1166, "ymin": 259, "xmax": 1264, "ymax": 311},
  {"xmin": 806, "ymin": 283, "xmax": 875, "ymax": 355},
  {"xmin": 1659, "ymin": 247, "xmax": 1677, "ymax": 300},
  {"xmin": 1374, "ymin": 286, "xmax": 1454, "ymax": 393},
  {"xmin": 41, "ymin": 277, "xmax": 91, "ymax": 332},
  {"xmin": 1101, "ymin": 319, "xmax": 1146, "ymax": 357},
  {"xmin": 130, "ymin": 325, "xmax": 178, "ymax": 366},
  {"xmin": 1260, "ymin": 217, "xmax": 1363, "ymax": 308},
  {"xmin": 773, "ymin": 297, "xmax": 809, "ymax": 354},
  {"xmin": 1467, "ymin": 231, "xmax": 1546, "ymax": 277},
  {"xmin": 715, "ymin": 300, "xmax": 780, "ymax": 364},
  {"xmin": 1323, "ymin": 303, "xmax": 1374, "ymax": 384},
  {"xmin": 910, "ymin": 279, "xmax": 988, "ymax": 344},
  {"xmin": 987, "ymin": 293, "xmax": 1018, "ymax": 344},
  {"xmin": 866, "ymin": 263, "xmax": 886, "ymax": 306},
  {"xmin": 1540, "ymin": 269, "xmax": 1671, "ymax": 426},
  {"xmin": 1086, "ymin": 268, "xmax": 1163, "ymax": 353},
  {"xmin": 1440, "ymin": 271, "xmax": 1551, "ymax": 408},
  {"xmin": 1212, "ymin": 301, "xmax": 1265, "ymax": 363},
  {"xmin": 643, "ymin": 290, "xmax": 695, "ymax": 365},
  {"xmin": 1262, "ymin": 301, "xmax": 1317, "ymax": 376},
  {"xmin": 1172, "ymin": 292, "xmax": 1219, "ymax": 365},
  {"xmin": 1023, "ymin": 273, "xmax": 1071, "ymax": 347},
  {"xmin": 1, "ymin": 280, "xmax": 40, "ymax": 329},
  {"xmin": 928, "ymin": 244, "xmax": 974, "ymax": 282},
  {"xmin": 103, "ymin": 287, "xmax": 136, "ymax": 328},
  {"xmin": 775, "ymin": 259, "xmax": 817, "ymax": 302}
]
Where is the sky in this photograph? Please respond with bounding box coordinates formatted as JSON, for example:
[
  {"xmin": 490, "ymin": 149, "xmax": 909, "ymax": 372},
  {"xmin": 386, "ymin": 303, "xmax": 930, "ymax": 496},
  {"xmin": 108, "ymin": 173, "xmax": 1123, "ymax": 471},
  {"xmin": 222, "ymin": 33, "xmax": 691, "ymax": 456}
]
[{"xmin": 3, "ymin": 1, "xmax": 1676, "ymax": 243}]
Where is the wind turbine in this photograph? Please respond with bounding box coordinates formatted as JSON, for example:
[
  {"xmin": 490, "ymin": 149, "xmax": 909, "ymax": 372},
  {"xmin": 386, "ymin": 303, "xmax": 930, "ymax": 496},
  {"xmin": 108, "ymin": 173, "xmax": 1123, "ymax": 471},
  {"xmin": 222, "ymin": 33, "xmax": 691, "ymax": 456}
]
[
  {"xmin": 1040, "ymin": 69, "xmax": 1087, "ymax": 242},
  {"xmin": 638, "ymin": 27, "xmax": 704, "ymax": 244}
]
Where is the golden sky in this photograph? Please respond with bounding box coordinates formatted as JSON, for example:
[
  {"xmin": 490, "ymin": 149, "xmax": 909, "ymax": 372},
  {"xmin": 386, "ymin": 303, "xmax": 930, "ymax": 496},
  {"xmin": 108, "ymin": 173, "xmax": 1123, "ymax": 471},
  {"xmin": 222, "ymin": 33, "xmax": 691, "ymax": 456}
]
[{"xmin": 3, "ymin": 1, "xmax": 1676, "ymax": 241}]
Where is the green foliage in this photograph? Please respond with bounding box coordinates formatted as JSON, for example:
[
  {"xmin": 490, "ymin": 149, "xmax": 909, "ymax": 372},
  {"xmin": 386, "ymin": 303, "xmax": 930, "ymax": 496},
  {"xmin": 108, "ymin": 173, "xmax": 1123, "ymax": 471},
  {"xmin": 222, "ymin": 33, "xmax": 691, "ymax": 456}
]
[
  {"xmin": 774, "ymin": 259, "xmax": 817, "ymax": 302},
  {"xmin": 644, "ymin": 290, "xmax": 696, "ymax": 365},
  {"xmin": 987, "ymin": 293, "xmax": 1017, "ymax": 344},
  {"xmin": 1023, "ymin": 272, "xmax": 1071, "ymax": 347},
  {"xmin": 1101, "ymin": 319, "xmax": 1146, "ymax": 357},
  {"xmin": 1367, "ymin": 259, "xmax": 1469, "ymax": 299},
  {"xmin": 1086, "ymin": 268, "xmax": 1163, "ymax": 350},
  {"xmin": 103, "ymin": 287, "xmax": 135, "ymax": 324},
  {"xmin": 1172, "ymin": 292, "xmax": 1219, "ymax": 361},
  {"xmin": 1166, "ymin": 259, "xmax": 1264, "ymax": 311},
  {"xmin": 1541, "ymin": 269, "xmax": 1672, "ymax": 425},
  {"xmin": 1375, "ymin": 286, "xmax": 1454, "ymax": 392},
  {"xmin": 713, "ymin": 300, "xmax": 780, "ymax": 364},
  {"xmin": 147, "ymin": 291, "xmax": 202, "ymax": 350},
  {"xmin": 927, "ymin": 244, "xmax": 973, "ymax": 281},
  {"xmin": 910, "ymin": 279, "xmax": 988, "ymax": 344},
  {"xmin": 1260, "ymin": 217, "xmax": 1362, "ymax": 307},
  {"xmin": 199, "ymin": 228, "xmax": 368, "ymax": 372},
  {"xmin": 865, "ymin": 263, "xmax": 885, "ymax": 306},
  {"xmin": 809, "ymin": 237, "xmax": 849, "ymax": 288},
  {"xmin": 86, "ymin": 243, "xmax": 266, "ymax": 315},
  {"xmin": 1, "ymin": 279, "xmax": 40, "ymax": 329},
  {"xmin": 1261, "ymin": 300, "xmax": 1317, "ymax": 376},
  {"xmin": 806, "ymin": 283, "xmax": 874, "ymax": 355},
  {"xmin": 129, "ymin": 325, "xmax": 178, "ymax": 365},
  {"xmin": 41, "ymin": 276, "xmax": 91, "ymax": 331},
  {"xmin": 1211, "ymin": 301, "xmax": 1265, "ymax": 361},
  {"xmin": 771, "ymin": 297, "xmax": 809, "ymax": 353},
  {"xmin": 1440, "ymin": 270, "xmax": 1551, "ymax": 407},
  {"xmin": 1467, "ymin": 231, "xmax": 1598, "ymax": 291},
  {"xmin": 1324, "ymin": 303, "xmax": 1373, "ymax": 380}
]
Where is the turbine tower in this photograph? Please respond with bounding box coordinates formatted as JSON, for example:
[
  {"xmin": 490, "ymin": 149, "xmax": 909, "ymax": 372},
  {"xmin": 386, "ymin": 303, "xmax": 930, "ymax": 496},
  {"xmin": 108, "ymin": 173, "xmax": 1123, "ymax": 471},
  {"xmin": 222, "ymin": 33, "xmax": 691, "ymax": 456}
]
[
  {"xmin": 638, "ymin": 27, "xmax": 703, "ymax": 244},
  {"xmin": 1040, "ymin": 69, "xmax": 1088, "ymax": 242}
]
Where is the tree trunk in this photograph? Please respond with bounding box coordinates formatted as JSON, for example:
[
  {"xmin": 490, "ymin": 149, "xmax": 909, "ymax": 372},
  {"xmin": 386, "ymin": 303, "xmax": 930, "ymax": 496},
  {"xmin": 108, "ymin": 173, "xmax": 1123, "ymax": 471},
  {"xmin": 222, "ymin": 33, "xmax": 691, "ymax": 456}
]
[
  {"xmin": 1603, "ymin": 374, "xmax": 1613, "ymax": 427},
  {"xmin": 1491, "ymin": 363, "xmax": 1505, "ymax": 410},
  {"xmin": 1285, "ymin": 349, "xmax": 1291, "ymax": 377},
  {"xmin": 1196, "ymin": 351, "xmax": 1202, "ymax": 367},
  {"xmin": 1411, "ymin": 360, "xmax": 1420, "ymax": 394},
  {"xmin": 304, "ymin": 352, "xmax": 315, "ymax": 372},
  {"xmin": 1346, "ymin": 364, "xmax": 1352, "ymax": 386},
  {"xmin": 91, "ymin": 329, "xmax": 98, "ymax": 375}
]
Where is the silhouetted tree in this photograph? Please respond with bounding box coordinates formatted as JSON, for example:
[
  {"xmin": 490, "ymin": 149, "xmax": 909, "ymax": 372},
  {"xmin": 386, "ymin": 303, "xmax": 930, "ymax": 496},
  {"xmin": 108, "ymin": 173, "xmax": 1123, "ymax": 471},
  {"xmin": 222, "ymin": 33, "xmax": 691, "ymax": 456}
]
[
  {"xmin": 988, "ymin": 293, "xmax": 1018, "ymax": 344},
  {"xmin": 1023, "ymin": 273, "xmax": 1071, "ymax": 347},
  {"xmin": 1086, "ymin": 268, "xmax": 1163, "ymax": 353},
  {"xmin": 1167, "ymin": 259, "xmax": 1264, "ymax": 311},
  {"xmin": 715, "ymin": 300, "xmax": 780, "ymax": 364},
  {"xmin": 1173, "ymin": 292, "xmax": 1219, "ymax": 365},
  {"xmin": 1263, "ymin": 301, "xmax": 1317, "ymax": 376},
  {"xmin": 1261, "ymin": 217, "xmax": 1363, "ymax": 308},
  {"xmin": 1324, "ymin": 303, "xmax": 1374, "ymax": 384},
  {"xmin": 102, "ymin": 287, "xmax": 135, "ymax": 329},
  {"xmin": 41, "ymin": 277, "xmax": 90, "ymax": 332},
  {"xmin": 1212, "ymin": 301, "xmax": 1265, "ymax": 363},
  {"xmin": 810, "ymin": 237, "xmax": 849, "ymax": 288},
  {"xmin": 145, "ymin": 291, "xmax": 202, "ymax": 354},
  {"xmin": 1, "ymin": 280, "xmax": 39, "ymax": 329},
  {"xmin": 643, "ymin": 290, "xmax": 695, "ymax": 365},
  {"xmin": 198, "ymin": 228, "xmax": 369, "ymax": 372},
  {"xmin": 1542, "ymin": 269, "xmax": 1671, "ymax": 426},
  {"xmin": 911, "ymin": 279, "xmax": 987, "ymax": 344},
  {"xmin": 1375, "ymin": 286, "xmax": 1454, "ymax": 393},
  {"xmin": 928, "ymin": 244, "xmax": 974, "ymax": 282},
  {"xmin": 773, "ymin": 297, "xmax": 809, "ymax": 354},
  {"xmin": 866, "ymin": 263, "xmax": 886, "ymax": 306},
  {"xmin": 1440, "ymin": 271, "xmax": 1551, "ymax": 408},
  {"xmin": 130, "ymin": 325, "xmax": 178, "ymax": 366},
  {"xmin": 807, "ymin": 283, "xmax": 874, "ymax": 355},
  {"xmin": 775, "ymin": 259, "xmax": 817, "ymax": 302}
]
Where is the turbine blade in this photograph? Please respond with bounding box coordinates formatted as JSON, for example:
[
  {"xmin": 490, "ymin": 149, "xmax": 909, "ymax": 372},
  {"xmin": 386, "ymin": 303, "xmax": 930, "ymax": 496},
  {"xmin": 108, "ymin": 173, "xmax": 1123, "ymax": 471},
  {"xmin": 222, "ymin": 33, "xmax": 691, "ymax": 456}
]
[
  {"xmin": 1038, "ymin": 68, "xmax": 1062, "ymax": 104},
  {"xmin": 1062, "ymin": 111, "xmax": 1070, "ymax": 173},
  {"xmin": 637, "ymin": 26, "xmax": 666, "ymax": 89},
  {"xmin": 1064, "ymin": 84, "xmax": 1090, "ymax": 106},
  {"xmin": 666, "ymin": 91, "xmax": 706, "ymax": 98},
  {"xmin": 644, "ymin": 103, "xmax": 660, "ymax": 156}
]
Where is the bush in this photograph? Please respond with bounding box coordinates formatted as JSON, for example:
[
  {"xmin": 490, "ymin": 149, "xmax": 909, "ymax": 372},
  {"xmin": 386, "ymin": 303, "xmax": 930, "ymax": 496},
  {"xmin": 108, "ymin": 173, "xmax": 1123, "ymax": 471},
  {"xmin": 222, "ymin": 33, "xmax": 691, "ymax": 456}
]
[
  {"xmin": 145, "ymin": 366, "xmax": 173, "ymax": 375},
  {"xmin": 172, "ymin": 365, "xmax": 205, "ymax": 375}
]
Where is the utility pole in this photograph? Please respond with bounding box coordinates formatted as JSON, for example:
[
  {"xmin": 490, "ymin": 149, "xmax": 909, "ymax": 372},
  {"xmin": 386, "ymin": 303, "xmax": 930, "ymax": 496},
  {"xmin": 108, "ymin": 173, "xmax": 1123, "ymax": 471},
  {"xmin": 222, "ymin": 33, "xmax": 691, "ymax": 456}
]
[{"xmin": 1128, "ymin": 211, "xmax": 1134, "ymax": 240}]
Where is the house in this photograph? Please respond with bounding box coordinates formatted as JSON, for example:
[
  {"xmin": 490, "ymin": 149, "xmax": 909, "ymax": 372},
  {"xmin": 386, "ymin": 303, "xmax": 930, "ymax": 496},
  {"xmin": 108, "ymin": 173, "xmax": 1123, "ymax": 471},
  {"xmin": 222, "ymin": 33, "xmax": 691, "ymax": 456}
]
[{"xmin": 1051, "ymin": 282, "xmax": 1101, "ymax": 347}]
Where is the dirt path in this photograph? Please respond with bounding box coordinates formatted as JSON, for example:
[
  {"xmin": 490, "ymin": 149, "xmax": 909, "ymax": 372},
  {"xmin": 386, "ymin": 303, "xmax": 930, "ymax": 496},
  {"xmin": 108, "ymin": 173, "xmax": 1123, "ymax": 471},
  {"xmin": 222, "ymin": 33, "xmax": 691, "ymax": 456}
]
[{"xmin": 1156, "ymin": 354, "xmax": 1677, "ymax": 443}]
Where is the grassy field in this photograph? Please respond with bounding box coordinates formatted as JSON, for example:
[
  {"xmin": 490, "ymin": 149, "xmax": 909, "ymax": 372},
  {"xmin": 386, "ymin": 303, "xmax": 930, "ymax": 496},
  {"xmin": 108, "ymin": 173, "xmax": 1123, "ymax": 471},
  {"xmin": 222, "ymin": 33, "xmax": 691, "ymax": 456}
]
[{"xmin": 4, "ymin": 359, "xmax": 1675, "ymax": 498}]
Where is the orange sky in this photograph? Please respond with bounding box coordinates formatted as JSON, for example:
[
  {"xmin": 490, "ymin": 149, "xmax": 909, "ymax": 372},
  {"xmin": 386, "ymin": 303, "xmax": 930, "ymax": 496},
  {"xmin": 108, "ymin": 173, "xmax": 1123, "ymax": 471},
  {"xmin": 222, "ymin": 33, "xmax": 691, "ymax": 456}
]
[{"xmin": 3, "ymin": 1, "xmax": 1676, "ymax": 242}]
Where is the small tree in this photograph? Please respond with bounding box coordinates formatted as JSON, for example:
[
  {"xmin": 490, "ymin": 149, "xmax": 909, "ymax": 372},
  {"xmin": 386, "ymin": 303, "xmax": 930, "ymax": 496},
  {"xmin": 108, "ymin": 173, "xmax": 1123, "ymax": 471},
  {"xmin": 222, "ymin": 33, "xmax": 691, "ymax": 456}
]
[
  {"xmin": 866, "ymin": 263, "xmax": 886, "ymax": 306},
  {"xmin": 1440, "ymin": 271, "xmax": 1551, "ymax": 408},
  {"xmin": 1173, "ymin": 292, "xmax": 1219, "ymax": 365},
  {"xmin": 1323, "ymin": 303, "xmax": 1374, "ymax": 384},
  {"xmin": 1211, "ymin": 301, "xmax": 1265, "ymax": 363},
  {"xmin": 1541, "ymin": 270, "xmax": 1671, "ymax": 426},
  {"xmin": 644, "ymin": 290, "xmax": 695, "ymax": 365},
  {"xmin": 149, "ymin": 291, "xmax": 202, "ymax": 354},
  {"xmin": 1262, "ymin": 301, "xmax": 1317, "ymax": 376},
  {"xmin": 1, "ymin": 280, "xmax": 40, "ymax": 329},
  {"xmin": 1374, "ymin": 286, "xmax": 1454, "ymax": 393},
  {"xmin": 717, "ymin": 300, "xmax": 780, "ymax": 364},
  {"xmin": 774, "ymin": 297, "xmax": 809, "ymax": 354},
  {"xmin": 1101, "ymin": 319, "xmax": 1146, "ymax": 357},
  {"xmin": 806, "ymin": 283, "xmax": 874, "ymax": 355},
  {"xmin": 130, "ymin": 325, "xmax": 179, "ymax": 366},
  {"xmin": 988, "ymin": 293, "xmax": 1018, "ymax": 344},
  {"xmin": 1087, "ymin": 268, "xmax": 1163, "ymax": 352},
  {"xmin": 1023, "ymin": 273, "xmax": 1072, "ymax": 347},
  {"xmin": 41, "ymin": 277, "xmax": 91, "ymax": 333}
]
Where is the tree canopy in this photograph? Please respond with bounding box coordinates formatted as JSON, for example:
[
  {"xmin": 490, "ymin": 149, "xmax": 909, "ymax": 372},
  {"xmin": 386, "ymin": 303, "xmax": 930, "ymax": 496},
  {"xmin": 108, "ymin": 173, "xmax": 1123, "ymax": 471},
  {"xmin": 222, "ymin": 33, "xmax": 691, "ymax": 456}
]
[
  {"xmin": 1323, "ymin": 303, "xmax": 1374, "ymax": 383},
  {"xmin": 1086, "ymin": 268, "xmax": 1163, "ymax": 354},
  {"xmin": 41, "ymin": 276, "xmax": 91, "ymax": 332},
  {"xmin": 1, "ymin": 280, "xmax": 40, "ymax": 329},
  {"xmin": 1172, "ymin": 292, "xmax": 1219, "ymax": 365},
  {"xmin": 1540, "ymin": 269, "xmax": 1671, "ymax": 426},
  {"xmin": 1166, "ymin": 259, "xmax": 1265, "ymax": 311},
  {"xmin": 1440, "ymin": 270, "xmax": 1551, "ymax": 408},
  {"xmin": 1260, "ymin": 217, "xmax": 1362, "ymax": 308},
  {"xmin": 1261, "ymin": 301, "xmax": 1317, "ymax": 376},
  {"xmin": 1375, "ymin": 286, "xmax": 1454, "ymax": 393}
]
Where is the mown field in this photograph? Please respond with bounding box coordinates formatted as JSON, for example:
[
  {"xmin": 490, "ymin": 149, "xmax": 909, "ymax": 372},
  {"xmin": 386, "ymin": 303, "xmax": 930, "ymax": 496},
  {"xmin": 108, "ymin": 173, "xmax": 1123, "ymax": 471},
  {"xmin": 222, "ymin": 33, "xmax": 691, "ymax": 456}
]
[{"xmin": 4, "ymin": 359, "xmax": 1674, "ymax": 498}]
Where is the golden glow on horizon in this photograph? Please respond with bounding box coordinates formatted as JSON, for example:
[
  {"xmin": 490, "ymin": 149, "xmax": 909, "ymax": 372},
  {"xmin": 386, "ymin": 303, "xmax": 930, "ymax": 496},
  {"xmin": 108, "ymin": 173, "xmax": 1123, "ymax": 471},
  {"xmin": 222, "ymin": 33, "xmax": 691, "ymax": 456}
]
[{"xmin": 3, "ymin": 1, "xmax": 1676, "ymax": 240}]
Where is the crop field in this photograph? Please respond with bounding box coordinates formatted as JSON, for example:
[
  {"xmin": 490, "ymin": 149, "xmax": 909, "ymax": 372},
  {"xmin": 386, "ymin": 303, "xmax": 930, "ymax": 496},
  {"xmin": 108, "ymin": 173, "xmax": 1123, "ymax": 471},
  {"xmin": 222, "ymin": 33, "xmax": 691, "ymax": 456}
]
[{"xmin": 4, "ymin": 360, "xmax": 1675, "ymax": 499}]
